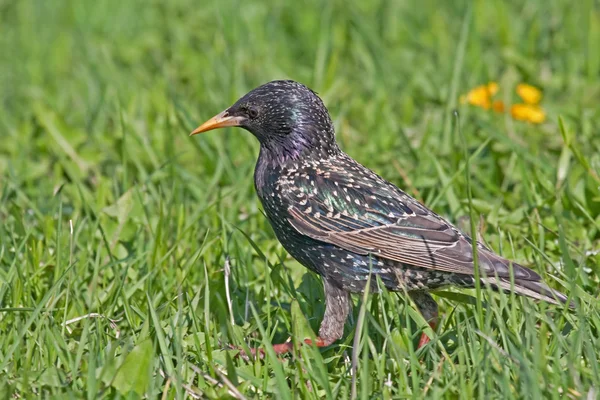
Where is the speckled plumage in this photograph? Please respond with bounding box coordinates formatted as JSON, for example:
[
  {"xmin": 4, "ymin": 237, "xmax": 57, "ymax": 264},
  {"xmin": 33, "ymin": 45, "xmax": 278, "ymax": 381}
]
[{"xmin": 192, "ymin": 80, "xmax": 571, "ymax": 350}]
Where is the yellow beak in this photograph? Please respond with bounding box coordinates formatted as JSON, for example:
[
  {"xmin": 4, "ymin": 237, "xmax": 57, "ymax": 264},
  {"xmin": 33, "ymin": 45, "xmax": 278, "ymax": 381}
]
[{"xmin": 189, "ymin": 110, "xmax": 246, "ymax": 136}]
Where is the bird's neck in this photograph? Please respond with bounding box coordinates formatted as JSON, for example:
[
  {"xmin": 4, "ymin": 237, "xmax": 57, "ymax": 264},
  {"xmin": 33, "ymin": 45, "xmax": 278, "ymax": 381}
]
[
  {"xmin": 254, "ymin": 129, "xmax": 340, "ymax": 194},
  {"xmin": 260, "ymin": 127, "xmax": 340, "ymax": 166}
]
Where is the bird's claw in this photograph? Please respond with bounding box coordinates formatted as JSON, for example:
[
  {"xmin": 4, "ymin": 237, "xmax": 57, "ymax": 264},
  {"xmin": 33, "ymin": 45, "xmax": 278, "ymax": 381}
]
[
  {"xmin": 227, "ymin": 343, "xmax": 266, "ymax": 361},
  {"xmin": 228, "ymin": 342, "xmax": 294, "ymax": 361},
  {"xmin": 228, "ymin": 337, "xmax": 329, "ymax": 361}
]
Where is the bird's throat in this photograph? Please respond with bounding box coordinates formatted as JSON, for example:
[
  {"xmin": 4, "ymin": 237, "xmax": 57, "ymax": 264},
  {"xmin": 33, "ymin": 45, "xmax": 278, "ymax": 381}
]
[{"xmin": 260, "ymin": 127, "xmax": 339, "ymax": 167}]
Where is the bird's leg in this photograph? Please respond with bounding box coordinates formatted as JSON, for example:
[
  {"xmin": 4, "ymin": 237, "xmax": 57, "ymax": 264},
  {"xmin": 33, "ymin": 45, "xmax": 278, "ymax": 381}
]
[
  {"xmin": 409, "ymin": 291, "xmax": 438, "ymax": 349},
  {"xmin": 239, "ymin": 280, "xmax": 350, "ymax": 358},
  {"xmin": 271, "ymin": 279, "xmax": 350, "ymax": 354},
  {"xmin": 313, "ymin": 279, "xmax": 351, "ymax": 347}
]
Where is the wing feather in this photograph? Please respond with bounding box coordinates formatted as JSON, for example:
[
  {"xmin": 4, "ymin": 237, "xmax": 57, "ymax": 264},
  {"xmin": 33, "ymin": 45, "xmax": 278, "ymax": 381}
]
[{"xmin": 282, "ymin": 158, "xmax": 540, "ymax": 281}]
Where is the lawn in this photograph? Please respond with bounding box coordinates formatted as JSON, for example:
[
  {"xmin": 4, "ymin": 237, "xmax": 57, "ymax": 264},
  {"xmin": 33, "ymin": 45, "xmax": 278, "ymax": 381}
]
[{"xmin": 1, "ymin": 0, "xmax": 599, "ymax": 398}]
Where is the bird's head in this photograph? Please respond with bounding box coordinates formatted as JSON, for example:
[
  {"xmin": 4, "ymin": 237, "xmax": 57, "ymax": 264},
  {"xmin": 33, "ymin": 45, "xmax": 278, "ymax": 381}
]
[{"xmin": 191, "ymin": 80, "xmax": 339, "ymax": 162}]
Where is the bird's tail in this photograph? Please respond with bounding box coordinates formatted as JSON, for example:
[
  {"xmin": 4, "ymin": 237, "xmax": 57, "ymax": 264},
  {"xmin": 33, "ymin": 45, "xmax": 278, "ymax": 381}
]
[{"xmin": 485, "ymin": 277, "xmax": 574, "ymax": 309}]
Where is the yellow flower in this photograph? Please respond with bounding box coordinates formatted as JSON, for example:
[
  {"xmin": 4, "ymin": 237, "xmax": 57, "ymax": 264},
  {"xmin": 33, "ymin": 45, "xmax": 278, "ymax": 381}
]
[
  {"xmin": 516, "ymin": 83, "xmax": 542, "ymax": 105},
  {"xmin": 460, "ymin": 82, "xmax": 499, "ymax": 109},
  {"xmin": 460, "ymin": 82, "xmax": 546, "ymax": 124},
  {"xmin": 510, "ymin": 104, "xmax": 546, "ymax": 124},
  {"xmin": 492, "ymin": 100, "xmax": 505, "ymax": 113},
  {"xmin": 487, "ymin": 82, "xmax": 499, "ymax": 96}
]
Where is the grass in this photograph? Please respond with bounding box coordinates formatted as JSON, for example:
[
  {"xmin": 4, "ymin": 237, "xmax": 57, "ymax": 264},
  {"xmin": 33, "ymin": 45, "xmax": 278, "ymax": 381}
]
[{"xmin": 1, "ymin": 0, "xmax": 599, "ymax": 398}]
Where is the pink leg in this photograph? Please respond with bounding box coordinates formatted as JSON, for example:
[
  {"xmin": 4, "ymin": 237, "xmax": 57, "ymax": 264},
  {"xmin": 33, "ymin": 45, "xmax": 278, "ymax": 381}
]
[
  {"xmin": 237, "ymin": 280, "xmax": 350, "ymax": 360},
  {"xmin": 417, "ymin": 320, "xmax": 437, "ymax": 349},
  {"xmin": 409, "ymin": 291, "xmax": 439, "ymax": 349}
]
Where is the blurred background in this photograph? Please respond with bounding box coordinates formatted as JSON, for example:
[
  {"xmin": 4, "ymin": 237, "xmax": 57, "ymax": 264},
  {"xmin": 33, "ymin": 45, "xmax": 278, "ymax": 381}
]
[{"xmin": 1, "ymin": 0, "xmax": 599, "ymax": 398}]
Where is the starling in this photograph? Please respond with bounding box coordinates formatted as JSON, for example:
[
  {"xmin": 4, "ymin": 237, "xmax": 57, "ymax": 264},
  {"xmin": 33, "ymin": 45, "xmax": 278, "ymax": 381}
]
[{"xmin": 191, "ymin": 80, "xmax": 571, "ymax": 353}]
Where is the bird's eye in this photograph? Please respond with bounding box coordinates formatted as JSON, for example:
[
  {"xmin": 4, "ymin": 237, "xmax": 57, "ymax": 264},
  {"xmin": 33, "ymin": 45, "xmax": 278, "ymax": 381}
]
[{"xmin": 247, "ymin": 107, "xmax": 258, "ymax": 119}]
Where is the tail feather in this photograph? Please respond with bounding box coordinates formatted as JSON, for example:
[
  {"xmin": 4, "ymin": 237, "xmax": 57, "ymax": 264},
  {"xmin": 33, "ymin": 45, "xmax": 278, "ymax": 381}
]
[{"xmin": 485, "ymin": 277, "xmax": 574, "ymax": 309}]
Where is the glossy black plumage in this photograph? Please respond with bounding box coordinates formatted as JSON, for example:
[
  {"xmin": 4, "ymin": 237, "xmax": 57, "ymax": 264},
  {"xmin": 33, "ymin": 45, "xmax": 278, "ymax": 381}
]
[{"xmin": 191, "ymin": 80, "xmax": 571, "ymax": 350}]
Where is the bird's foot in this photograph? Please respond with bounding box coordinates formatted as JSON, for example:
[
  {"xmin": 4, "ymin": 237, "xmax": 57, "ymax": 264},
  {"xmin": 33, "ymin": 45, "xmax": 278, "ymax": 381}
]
[
  {"xmin": 232, "ymin": 337, "xmax": 332, "ymax": 360},
  {"xmin": 229, "ymin": 344, "xmax": 265, "ymax": 361},
  {"xmin": 417, "ymin": 321, "xmax": 437, "ymax": 349}
]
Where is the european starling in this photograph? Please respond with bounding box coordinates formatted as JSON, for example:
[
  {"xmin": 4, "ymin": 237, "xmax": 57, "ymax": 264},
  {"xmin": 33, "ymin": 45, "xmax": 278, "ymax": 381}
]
[{"xmin": 191, "ymin": 80, "xmax": 571, "ymax": 352}]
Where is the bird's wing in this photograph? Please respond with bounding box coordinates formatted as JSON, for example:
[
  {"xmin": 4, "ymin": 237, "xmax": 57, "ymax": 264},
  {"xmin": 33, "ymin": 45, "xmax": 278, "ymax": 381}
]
[{"xmin": 282, "ymin": 156, "xmax": 540, "ymax": 281}]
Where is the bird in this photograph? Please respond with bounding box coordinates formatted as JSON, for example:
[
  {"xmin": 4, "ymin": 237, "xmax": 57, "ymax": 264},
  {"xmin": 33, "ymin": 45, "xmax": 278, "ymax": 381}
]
[{"xmin": 190, "ymin": 80, "xmax": 571, "ymax": 354}]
